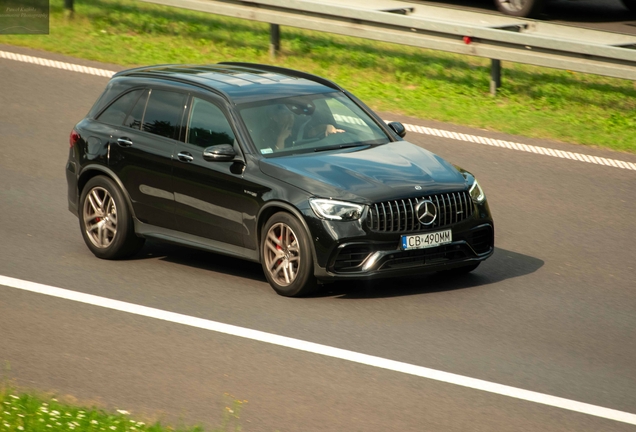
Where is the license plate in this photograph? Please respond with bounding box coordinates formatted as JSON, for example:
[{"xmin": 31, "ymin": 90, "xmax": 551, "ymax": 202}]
[{"xmin": 401, "ymin": 229, "xmax": 452, "ymax": 250}]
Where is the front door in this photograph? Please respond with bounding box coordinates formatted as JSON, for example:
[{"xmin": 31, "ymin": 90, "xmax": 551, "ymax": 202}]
[{"xmin": 172, "ymin": 96, "xmax": 256, "ymax": 247}]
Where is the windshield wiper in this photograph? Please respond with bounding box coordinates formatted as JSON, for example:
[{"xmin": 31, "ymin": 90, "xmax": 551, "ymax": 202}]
[{"xmin": 313, "ymin": 143, "xmax": 367, "ymax": 153}]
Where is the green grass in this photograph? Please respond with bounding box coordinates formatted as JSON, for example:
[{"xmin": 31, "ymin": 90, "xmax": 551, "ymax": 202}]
[
  {"xmin": 1, "ymin": 0, "xmax": 635, "ymax": 153},
  {"xmin": 0, "ymin": 387, "xmax": 246, "ymax": 432}
]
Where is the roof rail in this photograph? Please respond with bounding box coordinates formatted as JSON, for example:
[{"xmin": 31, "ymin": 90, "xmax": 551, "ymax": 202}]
[{"xmin": 219, "ymin": 62, "xmax": 343, "ymax": 91}]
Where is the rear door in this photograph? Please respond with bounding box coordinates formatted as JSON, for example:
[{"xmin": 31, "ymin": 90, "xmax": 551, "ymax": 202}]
[{"xmin": 105, "ymin": 87, "xmax": 187, "ymax": 230}]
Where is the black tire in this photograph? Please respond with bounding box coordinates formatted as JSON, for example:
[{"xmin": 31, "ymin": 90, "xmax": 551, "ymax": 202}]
[
  {"xmin": 621, "ymin": 0, "xmax": 636, "ymax": 13},
  {"xmin": 439, "ymin": 262, "xmax": 480, "ymax": 276},
  {"xmin": 494, "ymin": 0, "xmax": 545, "ymax": 17},
  {"xmin": 79, "ymin": 175, "xmax": 144, "ymax": 259},
  {"xmin": 261, "ymin": 212, "xmax": 317, "ymax": 297}
]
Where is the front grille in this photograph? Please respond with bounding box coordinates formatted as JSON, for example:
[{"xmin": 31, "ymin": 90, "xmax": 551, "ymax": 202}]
[
  {"xmin": 366, "ymin": 191, "xmax": 473, "ymax": 233},
  {"xmin": 333, "ymin": 245, "xmax": 372, "ymax": 272}
]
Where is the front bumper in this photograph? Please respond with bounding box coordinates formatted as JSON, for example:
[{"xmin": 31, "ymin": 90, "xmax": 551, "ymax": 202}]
[
  {"xmin": 313, "ymin": 223, "xmax": 494, "ymax": 280},
  {"xmin": 305, "ymin": 200, "xmax": 495, "ymax": 281}
]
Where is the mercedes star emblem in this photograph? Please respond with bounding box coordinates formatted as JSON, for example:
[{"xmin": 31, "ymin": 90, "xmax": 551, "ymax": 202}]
[{"xmin": 416, "ymin": 199, "xmax": 437, "ymax": 226}]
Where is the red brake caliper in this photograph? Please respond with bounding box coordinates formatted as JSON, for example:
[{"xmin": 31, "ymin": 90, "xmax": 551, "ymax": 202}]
[{"xmin": 276, "ymin": 232, "xmax": 283, "ymax": 267}]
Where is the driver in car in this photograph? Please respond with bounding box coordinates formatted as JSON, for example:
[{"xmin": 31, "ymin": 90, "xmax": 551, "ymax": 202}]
[{"xmin": 260, "ymin": 104, "xmax": 346, "ymax": 152}]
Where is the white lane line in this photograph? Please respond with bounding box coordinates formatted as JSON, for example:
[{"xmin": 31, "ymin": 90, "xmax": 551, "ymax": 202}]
[
  {"xmin": 2, "ymin": 275, "xmax": 636, "ymax": 426},
  {"xmin": 0, "ymin": 50, "xmax": 116, "ymax": 78},
  {"xmin": 2, "ymin": 50, "xmax": 634, "ymax": 172},
  {"xmin": 398, "ymin": 122, "xmax": 635, "ymax": 171}
]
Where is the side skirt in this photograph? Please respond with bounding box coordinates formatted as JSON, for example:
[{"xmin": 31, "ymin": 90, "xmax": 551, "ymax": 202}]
[{"xmin": 134, "ymin": 220, "xmax": 260, "ymax": 263}]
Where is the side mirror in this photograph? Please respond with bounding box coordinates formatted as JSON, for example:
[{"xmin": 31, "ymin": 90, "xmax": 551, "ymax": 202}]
[
  {"xmin": 388, "ymin": 121, "xmax": 406, "ymax": 138},
  {"xmin": 203, "ymin": 144, "xmax": 236, "ymax": 162}
]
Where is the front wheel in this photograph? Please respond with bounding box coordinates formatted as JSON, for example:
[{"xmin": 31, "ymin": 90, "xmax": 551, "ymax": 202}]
[
  {"xmin": 261, "ymin": 212, "xmax": 317, "ymax": 297},
  {"xmin": 494, "ymin": 0, "xmax": 545, "ymax": 17},
  {"xmin": 79, "ymin": 175, "xmax": 144, "ymax": 259}
]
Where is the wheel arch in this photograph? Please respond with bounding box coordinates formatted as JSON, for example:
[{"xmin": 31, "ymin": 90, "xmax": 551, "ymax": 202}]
[
  {"xmin": 78, "ymin": 165, "xmax": 137, "ymax": 220},
  {"xmin": 256, "ymin": 201, "xmax": 318, "ymax": 268}
]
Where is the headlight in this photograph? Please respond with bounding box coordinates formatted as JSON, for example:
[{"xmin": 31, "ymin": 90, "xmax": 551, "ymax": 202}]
[
  {"xmin": 309, "ymin": 199, "xmax": 365, "ymax": 221},
  {"xmin": 469, "ymin": 180, "xmax": 486, "ymax": 204}
]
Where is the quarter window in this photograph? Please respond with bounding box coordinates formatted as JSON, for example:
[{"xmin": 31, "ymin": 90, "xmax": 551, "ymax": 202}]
[
  {"xmin": 124, "ymin": 89, "xmax": 149, "ymax": 130},
  {"xmin": 142, "ymin": 89, "xmax": 187, "ymax": 140},
  {"xmin": 97, "ymin": 89, "xmax": 144, "ymax": 126},
  {"xmin": 187, "ymin": 98, "xmax": 235, "ymax": 148}
]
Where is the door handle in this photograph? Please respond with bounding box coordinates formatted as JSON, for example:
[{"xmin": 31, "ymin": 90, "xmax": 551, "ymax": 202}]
[
  {"xmin": 117, "ymin": 137, "xmax": 133, "ymax": 147},
  {"xmin": 177, "ymin": 151, "xmax": 194, "ymax": 163}
]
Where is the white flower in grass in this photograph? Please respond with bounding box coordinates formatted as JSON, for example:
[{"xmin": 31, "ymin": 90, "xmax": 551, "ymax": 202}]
[
  {"xmin": 136, "ymin": 422, "xmax": 144, "ymax": 426},
  {"xmin": 2, "ymin": 412, "xmax": 9, "ymax": 416},
  {"xmin": 51, "ymin": 410, "xmax": 61, "ymax": 416},
  {"xmin": 46, "ymin": 425, "xmax": 52, "ymax": 428},
  {"xmin": 17, "ymin": 414, "xmax": 24, "ymax": 418},
  {"xmin": 116, "ymin": 410, "xmax": 130, "ymax": 415},
  {"xmin": 51, "ymin": 398, "xmax": 58, "ymax": 402},
  {"xmin": 9, "ymin": 395, "xmax": 19, "ymax": 400},
  {"xmin": 91, "ymin": 420, "xmax": 99, "ymax": 425},
  {"xmin": 77, "ymin": 414, "xmax": 85, "ymax": 419},
  {"xmin": 17, "ymin": 426, "xmax": 23, "ymax": 430},
  {"xmin": 110, "ymin": 426, "xmax": 116, "ymax": 430},
  {"xmin": 39, "ymin": 419, "xmax": 45, "ymax": 422}
]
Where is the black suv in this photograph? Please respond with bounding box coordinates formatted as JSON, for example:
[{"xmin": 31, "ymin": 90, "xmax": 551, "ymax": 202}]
[{"xmin": 66, "ymin": 63, "xmax": 494, "ymax": 296}]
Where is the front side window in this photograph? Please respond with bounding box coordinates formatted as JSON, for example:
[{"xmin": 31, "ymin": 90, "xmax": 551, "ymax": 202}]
[
  {"xmin": 186, "ymin": 98, "xmax": 235, "ymax": 148},
  {"xmin": 142, "ymin": 89, "xmax": 187, "ymax": 140},
  {"xmin": 238, "ymin": 92, "xmax": 389, "ymax": 156}
]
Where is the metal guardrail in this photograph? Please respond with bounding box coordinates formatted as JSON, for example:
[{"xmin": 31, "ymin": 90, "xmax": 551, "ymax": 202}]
[{"xmin": 138, "ymin": 0, "xmax": 636, "ymax": 92}]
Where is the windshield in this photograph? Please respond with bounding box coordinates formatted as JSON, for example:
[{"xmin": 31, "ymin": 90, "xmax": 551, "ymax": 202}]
[{"xmin": 238, "ymin": 92, "xmax": 390, "ymax": 156}]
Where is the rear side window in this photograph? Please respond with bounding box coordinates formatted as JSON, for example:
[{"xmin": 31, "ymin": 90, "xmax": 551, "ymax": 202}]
[
  {"xmin": 124, "ymin": 89, "xmax": 149, "ymax": 130},
  {"xmin": 142, "ymin": 89, "xmax": 186, "ymax": 140},
  {"xmin": 186, "ymin": 98, "xmax": 235, "ymax": 148},
  {"xmin": 97, "ymin": 89, "xmax": 144, "ymax": 126}
]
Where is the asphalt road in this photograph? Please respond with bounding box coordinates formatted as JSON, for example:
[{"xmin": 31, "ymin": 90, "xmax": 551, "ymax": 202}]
[
  {"xmin": 1, "ymin": 46, "xmax": 636, "ymax": 432},
  {"xmin": 413, "ymin": 0, "xmax": 636, "ymax": 34}
]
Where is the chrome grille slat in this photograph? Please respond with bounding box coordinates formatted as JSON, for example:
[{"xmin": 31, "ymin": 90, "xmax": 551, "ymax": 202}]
[
  {"xmin": 434, "ymin": 195, "xmax": 441, "ymax": 229},
  {"xmin": 366, "ymin": 190, "xmax": 474, "ymax": 233},
  {"xmin": 410, "ymin": 199, "xmax": 416, "ymax": 230},
  {"xmin": 452, "ymin": 193, "xmax": 458, "ymax": 225},
  {"xmin": 381, "ymin": 203, "xmax": 387, "ymax": 232}
]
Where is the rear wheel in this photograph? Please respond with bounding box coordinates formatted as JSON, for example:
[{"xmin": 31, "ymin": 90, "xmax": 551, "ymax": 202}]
[
  {"xmin": 261, "ymin": 212, "xmax": 317, "ymax": 297},
  {"xmin": 494, "ymin": 0, "xmax": 545, "ymax": 17},
  {"xmin": 79, "ymin": 176, "xmax": 144, "ymax": 259}
]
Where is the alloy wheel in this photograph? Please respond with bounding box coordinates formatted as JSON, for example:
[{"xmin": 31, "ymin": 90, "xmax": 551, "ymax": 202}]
[
  {"xmin": 83, "ymin": 186, "xmax": 118, "ymax": 249},
  {"xmin": 264, "ymin": 222, "xmax": 300, "ymax": 286}
]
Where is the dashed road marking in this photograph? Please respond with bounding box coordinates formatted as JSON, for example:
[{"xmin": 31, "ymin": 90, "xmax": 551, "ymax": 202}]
[
  {"xmin": 2, "ymin": 50, "xmax": 634, "ymax": 171},
  {"xmin": 402, "ymin": 123, "xmax": 636, "ymax": 171},
  {"xmin": 0, "ymin": 50, "xmax": 115, "ymax": 77},
  {"xmin": 2, "ymin": 274, "xmax": 636, "ymax": 426}
]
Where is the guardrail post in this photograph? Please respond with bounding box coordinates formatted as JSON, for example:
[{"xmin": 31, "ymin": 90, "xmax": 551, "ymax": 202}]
[
  {"xmin": 270, "ymin": 24, "xmax": 280, "ymax": 59},
  {"xmin": 490, "ymin": 59, "xmax": 501, "ymax": 96}
]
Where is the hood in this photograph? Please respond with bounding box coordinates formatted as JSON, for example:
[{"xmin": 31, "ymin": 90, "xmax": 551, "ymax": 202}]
[{"xmin": 259, "ymin": 141, "xmax": 468, "ymax": 203}]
